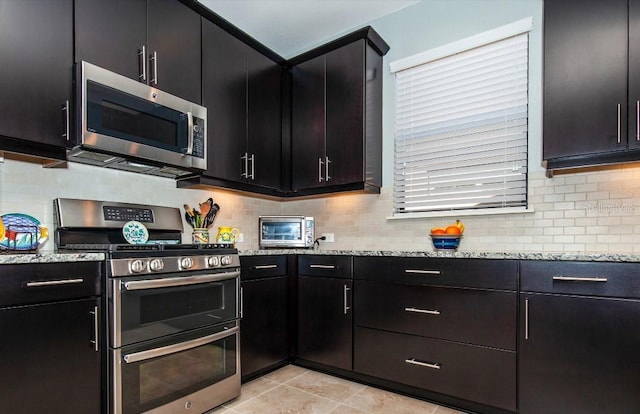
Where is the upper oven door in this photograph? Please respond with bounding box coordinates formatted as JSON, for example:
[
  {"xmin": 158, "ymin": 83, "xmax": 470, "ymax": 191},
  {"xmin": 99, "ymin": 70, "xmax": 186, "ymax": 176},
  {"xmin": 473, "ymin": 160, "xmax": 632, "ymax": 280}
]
[
  {"xmin": 79, "ymin": 61, "xmax": 206, "ymax": 170},
  {"xmin": 110, "ymin": 270, "xmax": 239, "ymax": 348}
]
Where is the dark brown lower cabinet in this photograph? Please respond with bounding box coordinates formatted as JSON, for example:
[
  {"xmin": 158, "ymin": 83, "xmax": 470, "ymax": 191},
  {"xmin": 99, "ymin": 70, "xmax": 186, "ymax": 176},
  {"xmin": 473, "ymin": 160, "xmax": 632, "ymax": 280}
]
[
  {"xmin": 519, "ymin": 293, "xmax": 640, "ymax": 414},
  {"xmin": 355, "ymin": 327, "xmax": 516, "ymax": 412}
]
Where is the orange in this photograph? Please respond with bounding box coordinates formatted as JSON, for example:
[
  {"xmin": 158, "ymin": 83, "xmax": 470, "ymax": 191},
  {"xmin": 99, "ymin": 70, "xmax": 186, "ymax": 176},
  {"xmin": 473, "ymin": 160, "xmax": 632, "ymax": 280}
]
[
  {"xmin": 431, "ymin": 228, "xmax": 446, "ymax": 235},
  {"xmin": 445, "ymin": 225, "xmax": 462, "ymax": 235}
]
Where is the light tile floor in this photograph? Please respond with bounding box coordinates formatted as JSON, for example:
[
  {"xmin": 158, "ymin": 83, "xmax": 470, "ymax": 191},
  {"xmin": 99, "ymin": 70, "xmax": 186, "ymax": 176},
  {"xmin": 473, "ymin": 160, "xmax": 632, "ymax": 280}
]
[{"xmin": 208, "ymin": 365, "xmax": 466, "ymax": 414}]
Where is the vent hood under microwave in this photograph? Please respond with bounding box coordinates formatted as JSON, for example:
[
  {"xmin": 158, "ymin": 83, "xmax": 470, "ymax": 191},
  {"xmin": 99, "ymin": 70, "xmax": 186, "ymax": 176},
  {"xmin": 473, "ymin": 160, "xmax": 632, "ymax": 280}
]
[{"xmin": 67, "ymin": 62, "xmax": 207, "ymax": 179}]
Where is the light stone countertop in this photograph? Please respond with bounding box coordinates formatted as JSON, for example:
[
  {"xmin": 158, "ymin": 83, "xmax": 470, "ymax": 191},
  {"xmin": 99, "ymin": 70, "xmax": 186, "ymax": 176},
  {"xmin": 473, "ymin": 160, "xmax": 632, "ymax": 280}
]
[{"xmin": 2, "ymin": 250, "xmax": 640, "ymax": 264}]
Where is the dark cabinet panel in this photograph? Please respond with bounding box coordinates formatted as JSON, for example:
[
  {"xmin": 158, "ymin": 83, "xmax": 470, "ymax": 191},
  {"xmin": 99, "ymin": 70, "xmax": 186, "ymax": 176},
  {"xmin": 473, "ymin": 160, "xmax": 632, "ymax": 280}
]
[
  {"xmin": 355, "ymin": 280, "xmax": 517, "ymax": 350},
  {"xmin": 297, "ymin": 275, "xmax": 352, "ymax": 370},
  {"xmin": 355, "ymin": 327, "xmax": 516, "ymax": 412},
  {"xmin": 519, "ymin": 293, "xmax": 640, "ymax": 414},
  {"xmin": 0, "ymin": 297, "xmax": 101, "ymax": 413},
  {"xmin": 0, "ymin": 0, "xmax": 72, "ymax": 153},
  {"xmin": 628, "ymin": 0, "xmax": 640, "ymax": 150}
]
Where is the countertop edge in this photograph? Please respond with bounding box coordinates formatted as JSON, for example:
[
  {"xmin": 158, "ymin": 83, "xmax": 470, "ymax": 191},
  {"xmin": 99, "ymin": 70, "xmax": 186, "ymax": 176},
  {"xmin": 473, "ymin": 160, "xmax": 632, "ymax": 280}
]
[{"xmin": 0, "ymin": 252, "xmax": 106, "ymax": 264}]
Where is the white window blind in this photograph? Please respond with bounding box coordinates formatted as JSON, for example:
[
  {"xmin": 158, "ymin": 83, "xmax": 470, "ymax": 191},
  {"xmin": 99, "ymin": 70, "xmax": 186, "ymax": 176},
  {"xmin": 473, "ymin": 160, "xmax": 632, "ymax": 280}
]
[{"xmin": 393, "ymin": 31, "xmax": 529, "ymax": 215}]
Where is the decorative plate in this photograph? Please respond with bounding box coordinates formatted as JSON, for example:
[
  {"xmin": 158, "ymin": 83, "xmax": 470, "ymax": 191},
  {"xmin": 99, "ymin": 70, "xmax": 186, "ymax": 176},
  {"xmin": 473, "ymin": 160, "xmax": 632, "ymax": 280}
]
[
  {"xmin": 122, "ymin": 221, "xmax": 149, "ymax": 244},
  {"xmin": 0, "ymin": 213, "xmax": 49, "ymax": 251}
]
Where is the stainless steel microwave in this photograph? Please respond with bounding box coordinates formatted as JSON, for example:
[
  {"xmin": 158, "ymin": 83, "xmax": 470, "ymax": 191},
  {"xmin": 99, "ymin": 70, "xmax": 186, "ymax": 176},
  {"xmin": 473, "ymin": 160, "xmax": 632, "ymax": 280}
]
[
  {"xmin": 67, "ymin": 61, "xmax": 207, "ymax": 178},
  {"xmin": 259, "ymin": 216, "xmax": 315, "ymax": 248}
]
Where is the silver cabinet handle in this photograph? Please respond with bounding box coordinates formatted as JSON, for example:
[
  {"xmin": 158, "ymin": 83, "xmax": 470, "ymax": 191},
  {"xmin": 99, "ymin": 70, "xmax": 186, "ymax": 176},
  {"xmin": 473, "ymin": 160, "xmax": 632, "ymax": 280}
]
[
  {"xmin": 405, "ymin": 269, "xmax": 441, "ymax": 275},
  {"xmin": 636, "ymin": 100, "xmax": 639, "ymax": 142},
  {"xmin": 318, "ymin": 157, "xmax": 324, "ymax": 182},
  {"xmin": 123, "ymin": 271, "xmax": 239, "ymax": 291},
  {"xmin": 325, "ymin": 156, "xmax": 331, "ymax": 181},
  {"xmin": 124, "ymin": 326, "xmax": 239, "ymax": 364},
  {"xmin": 310, "ymin": 264, "xmax": 335, "ymax": 269},
  {"xmin": 617, "ymin": 103, "xmax": 621, "ymax": 144},
  {"xmin": 344, "ymin": 284, "xmax": 351, "ymax": 314},
  {"xmin": 405, "ymin": 307, "xmax": 440, "ymax": 315},
  {"xmin": 240, "ymin": 287, "xmax": 244, "ymax": 319},
  {"xmin": 150, "ymin": 51, "xmax": 158, "ymax": 85},
  {"xmin": 138, "ymin": 45, "xmax": 146, "ymax": 82},
  {"xmin": 26, "ymin": 278, "xmax": 84, "ymax": 287},
  {"xmin": 185, "ymin": 111, "xmax": 194, "ymax": 155},
  {"xmin": 241, "ymin": 152, "xmax": 249, "ymax": 178},
  {"xmin": 552, "ymin": 276, "xmax": 607, "ymax": 283},
  {"xmin": 90, "ymin": 306, "xmax": 99, "ymax": 352},
  {"xmin": 62, "ymin": 100, "xmax": 70, "ymax": 141},
  {"xmin": 250, "ymin": 153, "xmax": 255, "ymax": 180},
  {"xmin": 254, "ymin": 264, "xmax": 278, "ymax": 269},
  {"xmin": 405, "ymin": 358, "xmax": 441, "ymax": 370},
  {"xmin": 524, "ymin": 298, "xmax": 529, "ymax": 340}
]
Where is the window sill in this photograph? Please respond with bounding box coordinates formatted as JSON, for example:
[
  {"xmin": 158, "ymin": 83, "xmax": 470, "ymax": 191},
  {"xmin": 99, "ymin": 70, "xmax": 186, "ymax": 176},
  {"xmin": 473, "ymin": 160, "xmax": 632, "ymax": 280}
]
[{"xmin": 387, "ymin": 207, "xmax": 535, "ymax": 220}]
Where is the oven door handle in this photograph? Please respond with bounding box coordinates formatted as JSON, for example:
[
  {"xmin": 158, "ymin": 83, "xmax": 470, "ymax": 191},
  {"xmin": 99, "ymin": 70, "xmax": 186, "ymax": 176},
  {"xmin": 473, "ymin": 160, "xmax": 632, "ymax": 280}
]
[
  {"xmin": 122, "ymin": 271, "xmax": 240, "ymax": 291},
  {"xmin": 123, "ymin": 326, "xmax": 239, "ymax": 364}
]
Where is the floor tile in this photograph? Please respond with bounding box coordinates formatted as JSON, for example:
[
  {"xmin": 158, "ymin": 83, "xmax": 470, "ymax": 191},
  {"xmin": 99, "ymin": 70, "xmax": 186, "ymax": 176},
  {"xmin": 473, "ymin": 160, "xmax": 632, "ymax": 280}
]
[
  {"xmin": 232, "ymin": 384, "xmax": 339, "ymax": 414},
  {"xmin": 327, "ymin": 404, "xmax": 369, "ymax": 414},
  {"xmin": 342, "ymin": 385, "xmax": 440, "ymax": 414},
  {"xmin": 286, "ymin": 370, "xmax": 366, "ymax": 403},
  {"xmin": 261, "ymin": 364, "xmax": 309, "ymax": 384},
  {"xmin": 223, "ymin": 376, "xmax": 280, "ymax": 409}
]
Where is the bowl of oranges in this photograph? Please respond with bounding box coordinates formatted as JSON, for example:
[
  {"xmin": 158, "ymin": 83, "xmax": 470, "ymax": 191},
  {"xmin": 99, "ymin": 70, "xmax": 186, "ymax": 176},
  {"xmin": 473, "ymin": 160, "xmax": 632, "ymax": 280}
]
[{"xmin": 430, "ymin": 220, "xmax": 464, "ymax": 250}]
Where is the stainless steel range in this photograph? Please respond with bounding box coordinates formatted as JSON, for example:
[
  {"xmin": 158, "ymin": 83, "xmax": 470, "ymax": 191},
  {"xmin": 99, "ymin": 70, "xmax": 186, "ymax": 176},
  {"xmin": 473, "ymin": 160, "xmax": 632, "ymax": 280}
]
[{"xmin": 54, "ymin": 198, "xmax": 241, "ymax": 414}]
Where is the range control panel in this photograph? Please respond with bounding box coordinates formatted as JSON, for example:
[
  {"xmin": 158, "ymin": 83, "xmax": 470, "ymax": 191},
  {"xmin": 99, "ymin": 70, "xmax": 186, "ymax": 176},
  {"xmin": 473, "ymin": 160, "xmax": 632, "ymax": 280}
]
[{"xmin": 103, "ymin": 206, "xmax": 154, "ymax": 223}]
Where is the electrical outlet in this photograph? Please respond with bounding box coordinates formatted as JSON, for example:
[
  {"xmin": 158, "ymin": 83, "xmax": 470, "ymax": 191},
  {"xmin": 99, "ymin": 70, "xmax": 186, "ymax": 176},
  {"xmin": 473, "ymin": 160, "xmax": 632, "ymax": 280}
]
[
  {"xmin": 322, "ymin": 233, "xmax": 335, "ymax": 243},
  {"xmin": 236, "ymin": 233, "xmax": 244, "ymax": 243}
]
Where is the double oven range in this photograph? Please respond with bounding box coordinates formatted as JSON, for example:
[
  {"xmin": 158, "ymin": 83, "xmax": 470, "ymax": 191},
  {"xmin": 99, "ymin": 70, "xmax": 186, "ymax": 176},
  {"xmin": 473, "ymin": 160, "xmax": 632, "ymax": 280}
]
[{"xmin": 54, "ymin": 198, "xmax": 241, "ymax": 414}]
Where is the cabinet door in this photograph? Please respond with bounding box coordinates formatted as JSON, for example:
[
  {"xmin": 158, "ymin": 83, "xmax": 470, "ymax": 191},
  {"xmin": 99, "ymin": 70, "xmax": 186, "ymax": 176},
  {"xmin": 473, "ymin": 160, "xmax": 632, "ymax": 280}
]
[
  {"xmin": 0, "ymin": 0, "xmax": 72, "ymax": 148},
  {"xmin": 0, "ymin": 298, "xmax": 101, "ymax": 413},
  {"xmin": 248, "ymin": 48, "xmax": 282, "ymax": 189},
  {"xmin": 292, "ymin": 55, "xmax": 326, "ymax": 190},
  {"xmin": 297, "ymin": 276, "xmax": 352, "ymax": 370},
  {"xmin": 629, "ymin": 0, "xmax": 640, "ymax": 150},
  {"xmin": 543, "ymin": 0, "xmax": 628, "ymax": 160},
  {"xmin": 202, "ymin": 19, "xmax": 248, "ymax": 183},
  {"xmin": 147, "ymin": 0, "xmax": 201, "ymax": 103},
  {"xmin": 326, "ymin": 41, "xmax": 365, "ymax": 185},
  {"xmin": 519, "ymin": 293, "xmax": 640, "ymax": 413},
  {"xmin": 241, "ymin": 276, "xmax": 289, "ymax": 380},
  {"xmin": 74, "ymin": 0, "xmax": 146, "ymax": 81}
]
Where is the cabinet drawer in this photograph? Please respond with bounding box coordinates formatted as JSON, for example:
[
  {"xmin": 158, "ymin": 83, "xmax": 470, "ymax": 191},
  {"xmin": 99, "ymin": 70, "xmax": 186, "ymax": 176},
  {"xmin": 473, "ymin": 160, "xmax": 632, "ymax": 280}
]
[
  {"xmin": 520, "ymin": 261, "xmax": 640, "ymax": 298},
  {"xmin": 298, "ymin": 255, "xmax": 352, "ymax": 278},
  {"xmin": 0, "ymin": 262, "xmax": 101, "ymax": 307},
  {"xmin": 240, "ymin": 255, "xmax": 288, "ymax": 280},
  {"xmin": 354, "ymin": 256, "xmax": 517, "ymax": 290},
  {"xmin": 354, "ymin": 327, "xmax": 516, "ymax": 412},
  {"xmin": 355, "ymin": 280, "xmax": 516, "ymax": 350}
]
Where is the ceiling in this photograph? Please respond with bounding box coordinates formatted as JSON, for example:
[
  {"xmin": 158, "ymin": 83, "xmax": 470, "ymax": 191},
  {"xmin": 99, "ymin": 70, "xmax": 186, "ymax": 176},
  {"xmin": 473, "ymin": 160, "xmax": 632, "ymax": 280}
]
[{"xmin": 197, "ymin": 0, "xmax": 419, "ymax": 59}]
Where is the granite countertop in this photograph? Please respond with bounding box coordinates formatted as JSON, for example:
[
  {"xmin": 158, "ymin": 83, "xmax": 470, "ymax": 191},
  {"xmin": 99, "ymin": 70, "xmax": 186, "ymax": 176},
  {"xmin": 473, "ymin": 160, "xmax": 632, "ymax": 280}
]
[{"xmin": 2, "ymin": 250, "xmax": 640, "ymax": 264}]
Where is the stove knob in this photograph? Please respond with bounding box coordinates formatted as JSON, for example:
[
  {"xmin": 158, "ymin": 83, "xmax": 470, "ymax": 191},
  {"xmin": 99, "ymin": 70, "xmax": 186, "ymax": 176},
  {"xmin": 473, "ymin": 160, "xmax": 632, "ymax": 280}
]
[
  {"xmin": 208, "ymin": 256, "xmax": 221, "ymax": 267},
  {"xmin": 221, "ymin": 255, "xmax": 232, "ymax": 266},
  {"xmin": 148, "ymin": 258, "xmax": 164, "ymax": 272},
  {"xmin": 130, "ymin": 259, "xmax": 146, "ymax": 274},
  {"xmin": 180, "ymin": 257, "xmax": 194, "ymax": 269}
]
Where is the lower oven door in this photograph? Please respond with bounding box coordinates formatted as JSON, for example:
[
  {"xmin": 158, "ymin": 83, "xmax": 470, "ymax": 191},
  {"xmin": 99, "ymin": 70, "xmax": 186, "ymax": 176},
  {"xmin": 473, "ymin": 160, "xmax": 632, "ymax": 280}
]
[
  {"xmin": 112, "ymin": 321, "xmax": 240, "ymax": 414},
  {"xmin": 110, "ymin": 270, "xmax": 239, "ymax": 347}
]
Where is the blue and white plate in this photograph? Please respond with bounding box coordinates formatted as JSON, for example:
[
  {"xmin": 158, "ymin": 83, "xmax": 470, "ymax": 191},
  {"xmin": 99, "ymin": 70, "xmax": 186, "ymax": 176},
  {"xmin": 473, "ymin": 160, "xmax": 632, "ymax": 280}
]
[
  {"xmin": 0, "ymin": 213, "xmax": 48, "ymax": 251},
  {"xmin": 122, "ymin": 221, "xmax": 149, "ymax": 244}
]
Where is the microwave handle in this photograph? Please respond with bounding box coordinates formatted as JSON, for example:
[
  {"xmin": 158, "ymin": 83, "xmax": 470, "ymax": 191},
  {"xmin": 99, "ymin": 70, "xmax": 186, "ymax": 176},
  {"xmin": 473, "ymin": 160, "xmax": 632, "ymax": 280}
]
[{"xmin": 184, "ymin": 111, "xmax": 194, "ymax": 155}]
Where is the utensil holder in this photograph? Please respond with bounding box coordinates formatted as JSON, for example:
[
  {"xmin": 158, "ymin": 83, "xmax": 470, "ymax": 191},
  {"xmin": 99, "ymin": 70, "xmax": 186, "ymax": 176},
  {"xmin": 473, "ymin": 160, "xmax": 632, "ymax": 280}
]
[{"xmin": 192, "ymin": 228, "xmax": 209, "ymax": 244}]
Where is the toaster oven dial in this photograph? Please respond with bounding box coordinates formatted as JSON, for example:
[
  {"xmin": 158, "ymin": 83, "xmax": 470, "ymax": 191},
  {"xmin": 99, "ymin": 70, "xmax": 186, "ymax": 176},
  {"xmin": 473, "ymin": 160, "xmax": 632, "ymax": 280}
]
[
  {"xmin": 130, "ymin": 259, "xmax": 146, "ymax": 274},
  {"xmin": 180, "ymin": 257, "xmax": 194, "ymax": 269},
  {"xmin": 148, "ymin": 258, "xmax": 164, "ymax": 272},
  {"xmin": 207, "ymin": 256, "xmax": 221, "ymax": 267},
  {"xmin": 221, "ymin": 255, "xmax": 232, "ymax": 266}
]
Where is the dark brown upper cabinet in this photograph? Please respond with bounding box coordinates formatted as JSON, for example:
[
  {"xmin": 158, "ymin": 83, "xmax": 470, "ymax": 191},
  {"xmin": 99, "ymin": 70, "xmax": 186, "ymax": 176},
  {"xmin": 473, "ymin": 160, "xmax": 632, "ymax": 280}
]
[
  {"xmin": 290, "ymin": 30, "xmax": 388, "ymax": 195},
  {"xmin": 75, "ymin": 0, "xmax": 202, "ymax": 104},
  {"xmin": 0, "ymin": 0, "xmax": 72, "ymax": 160},
  {"xmin": 543, "ymin": 0, "xmax": 640, "ymax": 173}
]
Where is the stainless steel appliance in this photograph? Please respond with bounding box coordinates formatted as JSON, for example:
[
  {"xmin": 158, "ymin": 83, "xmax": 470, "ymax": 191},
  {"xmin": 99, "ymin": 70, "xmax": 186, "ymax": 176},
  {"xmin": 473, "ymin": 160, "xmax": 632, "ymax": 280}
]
[
  {"xmin": 54, "ymin": 198, "xmax": 240, "ymax": 414},
  {"xmin": 67, "ymin": 61, "xmax": 207, "ymax": 178},
  {"xmin": 259, "ymin": 216, "xmax": 314, "ymax": 248}
]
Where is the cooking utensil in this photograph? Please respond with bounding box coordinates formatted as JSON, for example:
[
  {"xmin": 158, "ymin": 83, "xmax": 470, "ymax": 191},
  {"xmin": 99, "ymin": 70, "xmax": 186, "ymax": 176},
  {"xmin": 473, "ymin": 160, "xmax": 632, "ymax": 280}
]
[{"xmin": 199, "ymin": 198, "xmax": 213, "ymax": 220}]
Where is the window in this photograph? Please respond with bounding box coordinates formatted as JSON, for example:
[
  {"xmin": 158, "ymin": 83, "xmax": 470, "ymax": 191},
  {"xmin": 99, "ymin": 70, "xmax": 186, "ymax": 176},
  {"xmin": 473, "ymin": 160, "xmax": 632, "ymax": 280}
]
[{"xmin": 392, "ymin": 19, "xmax": 531, "ymax": 216}]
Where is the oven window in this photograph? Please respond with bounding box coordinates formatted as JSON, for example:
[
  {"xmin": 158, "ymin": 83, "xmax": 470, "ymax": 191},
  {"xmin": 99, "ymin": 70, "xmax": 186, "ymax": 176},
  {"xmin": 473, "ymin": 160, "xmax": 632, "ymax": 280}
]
[
  {"xmin": 120, "ymin": 327, "xmax": 237, "ymax": 414},
  {"xmin": 140, "ymin": 284, "xmax": 223, "ymax": 325},
  {"xmin": 262, "ymin": 222, "xmax": 302, "ymax": 241}
]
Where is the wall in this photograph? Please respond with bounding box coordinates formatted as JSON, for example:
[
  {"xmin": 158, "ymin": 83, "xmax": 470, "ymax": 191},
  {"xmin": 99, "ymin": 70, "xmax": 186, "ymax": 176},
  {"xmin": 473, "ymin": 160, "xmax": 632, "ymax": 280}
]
[{"xmin": 3, "ymin": 0, "xmax": 640, "ymax": 255}]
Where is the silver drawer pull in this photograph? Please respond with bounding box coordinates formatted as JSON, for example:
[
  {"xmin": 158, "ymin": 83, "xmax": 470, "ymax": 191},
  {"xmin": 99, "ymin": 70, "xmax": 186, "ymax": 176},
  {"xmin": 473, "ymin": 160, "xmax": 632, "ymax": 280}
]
[
  {"xmin": 405, "ymin": 307, "xmax": 440, "ymax": 315},
  {"xmin": 254, "ymin": 264, "xmax": 278, "ymax": 269},
  {"xmin": 26, "ymin": 278, "xmax": 84, "ymax": 287},
  {"xmin": 552, "ymin": 276, "xmax": 608, "ymax": 283},
  {"xmin": 405, "ymin": 269, "xmax": 441, "ymax": 275},
  {"xmin": 310, "ymin": 264, "xmax": 336, "ymax": 269},
  {"xmin": 405, "ymin": 358, "xmax": 441, "ymax": 370}
]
